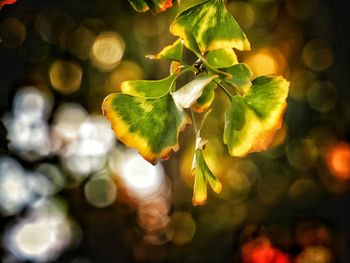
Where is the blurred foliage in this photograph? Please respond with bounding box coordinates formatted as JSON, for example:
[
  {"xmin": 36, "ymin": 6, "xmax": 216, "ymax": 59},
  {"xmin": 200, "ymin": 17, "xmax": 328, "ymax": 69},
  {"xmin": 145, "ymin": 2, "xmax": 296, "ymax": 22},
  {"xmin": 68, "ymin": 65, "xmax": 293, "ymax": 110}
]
[{"xmin": 0, "ymin": 0, "xmax": 350, "ymax": 262}]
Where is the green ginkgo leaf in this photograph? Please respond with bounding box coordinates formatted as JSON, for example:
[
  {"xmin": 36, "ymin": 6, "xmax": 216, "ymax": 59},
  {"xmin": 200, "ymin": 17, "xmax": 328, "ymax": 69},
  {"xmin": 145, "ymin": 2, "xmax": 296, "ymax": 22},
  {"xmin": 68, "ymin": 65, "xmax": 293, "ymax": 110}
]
[
  {"xmin": 102, "ymin": 93, "xmax": 191, "ymax": 164},
  {"xmin": 128, "ymin": 0, "xmax": 173, "ymax": 13},
  {"xmin": 224, "ymin": 75, "xmax": 289, "ymax": 157},
  {"xmin": 194, "ymin": 81, "xmax": 217, "ymax": 113},
  {"xmin": 226, "ymin": 63, "xmax": 253, "ymax": 94},
  {"xmin": 172, "ymin": 75, "xmax": 218, "ymax": 108},
  {"xmin": 146, "ymin": 39, "xmax": 184, "ymax": 62},
  {"xmin": 170, "ymin": 0, "xmax": 250, "ymax": 53},
  {"xmin": 121, "ymin": 75, "xmax": 176, "ymax": 97},
  {"xmin": 192, "ymin": 149, "xmax": 222, "ymax": 206},
  {"xmin": 206, "ymin": 48, "xmax": 238, "ymax": 69}
]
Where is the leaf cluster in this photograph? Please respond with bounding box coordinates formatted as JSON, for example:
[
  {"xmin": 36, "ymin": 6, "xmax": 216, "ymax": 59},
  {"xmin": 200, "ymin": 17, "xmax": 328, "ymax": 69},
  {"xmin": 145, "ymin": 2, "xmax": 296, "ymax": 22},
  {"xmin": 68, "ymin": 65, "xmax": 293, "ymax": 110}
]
[{"xmin": 103, "ymin": 0, "xmax": 289, "ymax": 205}]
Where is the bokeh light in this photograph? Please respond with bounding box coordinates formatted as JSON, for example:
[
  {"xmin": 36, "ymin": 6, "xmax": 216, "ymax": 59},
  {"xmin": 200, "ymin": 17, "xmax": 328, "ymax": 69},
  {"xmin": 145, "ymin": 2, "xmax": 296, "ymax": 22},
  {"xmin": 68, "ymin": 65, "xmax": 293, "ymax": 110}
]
[
  {"xmin": 289, "ymin": 70, "xmax": 317, "ymax": 100},
  {"xmin": 302, "ymin": 39, "xmax": 333, "ymax": 72},
  {"xmin": 227, "ymin": 1, "xmax": 255, "ymax": 30},
  {"xmin": 296, "ymin": 246, "xmax": 332, "ymax": 263},
  {"xmin": 241, "ymin": 239, "xmax": 290, "ymax": 263},
  {"xmin": 288, "ymin": 178, "xmax": 319, "ymax": 200},
  {"xmin": 307, "ymin": 81, "xmax": 337, "ymax": 113},
  {"xmin": 51, "ymin": 103, "xmax": 88, "ymax": 152},
  {"xmin": 90, "ymin": 32, "xmax": 125, "ymax": 72},
  {"xmin": 222, "ymin": 167, "xmax": 252, "ymax": 200},
  {"xmin": 286, "ymin": 0, "xmax": 316, "ymax": 20},
  {"xmin": 105, "ymin": 61, "xmax": 144, "ymax": 93},
  {"xmin": 27, "ymin": 171, "xmax": 59, "ymax": 198},
  {"xmin": 0, "ymin": 157, "xmax": 69, "ymax": 217},
  {"xmin": 250, "ymin": 0, "xmax": 278, "ymax": 28},
  {"xmin": 84, "ymin": 174, "xmax": 117, "ymax": 208},
  {"xmin": 0, "ymin": 157, "xmax": 33, "ymax": 216},
  {"xmin": 49, "ymin": 60, "xmax": 83, "ymax": 94},
  {"xmin": 138, "ymin": 200, "xmax": 170, "ymax": 231},
  {"xmin": 3, "ymin": 87, "xmax": 52, "ymax": 161},
  {"xmin": 239, "ymin": 227, "xmax": 291, "ymax": 263},
  {"xmin": 109, "ymin": 149, "xmax": 171, "ymax": 246},
  {"xmin": 4, "ymin": 198, "xmax": 79, "ymax": 262},
  {"xmin": 13, "ymin": 87, "xmax": 52, "ymax": 119},
  {"xmin": 295, "ymin": 221, "xmax": 331, "ymax": 248},
  {"xmin": 0, "ymin": 17, "xmax": 26, "ymax": 48},
  {"xmin": 326, "ymin": 142, "xmax": 350, "ymax": 180},
  {"xmin": 36, "ymin": 10, "xmax": 75, "ymax": 46},
  {"xmin": 221, "ymin": 159, "xmax": 260, "ymax": 202},
  {"xmin": 35, "ymin": 163, "xmax": 66, "ymax": 195},
  {"xmin": 68, "ymin": 25, "xmax": 96, "ymax": 60},
  {"xmin": 244, "ymin": 48, "xmax": 285, "ymax": 76},
  {"xmin": 167, "ymin": 212, "xmax": 196, "ymax": 245},
  {"xmin": 137, "ymin": 198, "xmax": 171, "ymax": 245},
  {"xmin": 5, "ymin": 115, "xmax": 51, "ymax": 160},
  {"xmin": 61, "ymin": 116, "xmax": 116, "ymax": 176},
  {"xmin": 286, "ymin": 139, "xmax": 319, "ymax": 170},
  {"xmin": 116, "ymin": 151, "xmax": 165, "ymax": 200}
]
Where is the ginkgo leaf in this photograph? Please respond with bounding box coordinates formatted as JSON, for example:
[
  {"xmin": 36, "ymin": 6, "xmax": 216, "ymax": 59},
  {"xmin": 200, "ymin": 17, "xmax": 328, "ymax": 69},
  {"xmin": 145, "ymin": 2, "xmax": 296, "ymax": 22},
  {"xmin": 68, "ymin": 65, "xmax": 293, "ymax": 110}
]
[
  {"xmin": 206, "ymin": 48, "xmax": 238, "ymax": 69},
  {"xmin": 170, "ymin": 0, "xmax": 250, "ymax": 53},
  {"xmin": 121, "ymin": 75, "xmax": 176, "ymax": 97},
  {"xmin": 128, "ymin": 0, "xmax": 173, "ymax": 13},
  {"xmin": 192, "ymin": 149, "xmax": 222, "ymax": 206},
  {"xmin": 224, "ymin": 75, "xmax": 289, "ymax": 157},
  {"xmin": 103, "ymin": 93, "xmax": 191, "ymax": 164},
  {"xmin": 146, "ymin": 39, "xmax": 184, "ymax": 62},
  {"xmin": 226, "ymin": 63, "xmax": 253, "ymax": 94},
  {"xmin": 172, "ymin": 75, "xmax": 218, "ymax": 108},
  {"xmin": 0, "ymin": 0, "xmax": 17, "ymax": 10},
  {"xmin": 193, "ymin": 81, "xmax": 217, "ymax": 113}
]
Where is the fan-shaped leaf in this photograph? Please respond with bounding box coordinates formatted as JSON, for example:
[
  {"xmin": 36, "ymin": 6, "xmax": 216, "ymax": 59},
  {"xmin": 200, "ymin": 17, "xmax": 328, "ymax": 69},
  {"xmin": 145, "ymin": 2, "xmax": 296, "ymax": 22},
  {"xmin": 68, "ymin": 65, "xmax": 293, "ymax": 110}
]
[
  {"xmin": 224, "ymin": 75, "xmax": 289, "ymax": 157},
  {"xmin": 103, "ymin": 93, "xmax": 191, "ymax": 164},
  {"xmin": 170, "ymin": 0, "xmax": 250, "ymax": 53}
]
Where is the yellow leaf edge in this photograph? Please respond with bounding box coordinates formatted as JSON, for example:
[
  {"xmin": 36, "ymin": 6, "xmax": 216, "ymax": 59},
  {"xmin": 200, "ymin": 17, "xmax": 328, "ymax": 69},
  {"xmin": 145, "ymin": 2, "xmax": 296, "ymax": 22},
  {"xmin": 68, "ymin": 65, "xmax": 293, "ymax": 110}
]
[{"xmin": 102, "ymin": 94, "xmax": 192, "ymax": 164}]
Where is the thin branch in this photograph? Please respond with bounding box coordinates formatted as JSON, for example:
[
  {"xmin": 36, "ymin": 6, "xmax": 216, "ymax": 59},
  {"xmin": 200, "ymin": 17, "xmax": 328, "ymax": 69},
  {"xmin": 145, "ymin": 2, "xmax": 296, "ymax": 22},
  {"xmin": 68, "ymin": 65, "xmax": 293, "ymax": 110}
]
[
  {"xmin": 198, "ymin": 109, "xmax": 212, "ymax": 134},
  {"xmin": 214, "ymin": 79, "xmax": 233, "ymax": 101},
  {"xmin": 223, "ymin": 80, "xmax": 244, "ymax": 96},
  {"xmin": 191, "ymin": 107, "xmax": 199, "ymax": 136}
]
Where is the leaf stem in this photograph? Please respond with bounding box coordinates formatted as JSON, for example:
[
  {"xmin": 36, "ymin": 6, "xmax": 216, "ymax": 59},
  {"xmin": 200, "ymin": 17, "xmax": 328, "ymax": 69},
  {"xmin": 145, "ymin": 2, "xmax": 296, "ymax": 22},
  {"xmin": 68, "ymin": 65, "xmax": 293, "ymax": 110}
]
[
  {"xmin": 214, "ymin": 79, "xmax": 233, "ymax": 101},
  {"xmin": 177, "ymin": 65, "xmax": 197, "ymax": 76},
  {"xmin": 171, "ymin": 65, "xmax": 197, "ymax": 92},
  {"xmin": 191, "ymin": 107, "xmax": 199, "ymax": 136},
  {"xmin": 223, "ymin": 80, "xmax": 244, "ymax": 96},
  {"xmin": 198, "ymin": 109, "xmax": 212, "ymax": 134}
]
